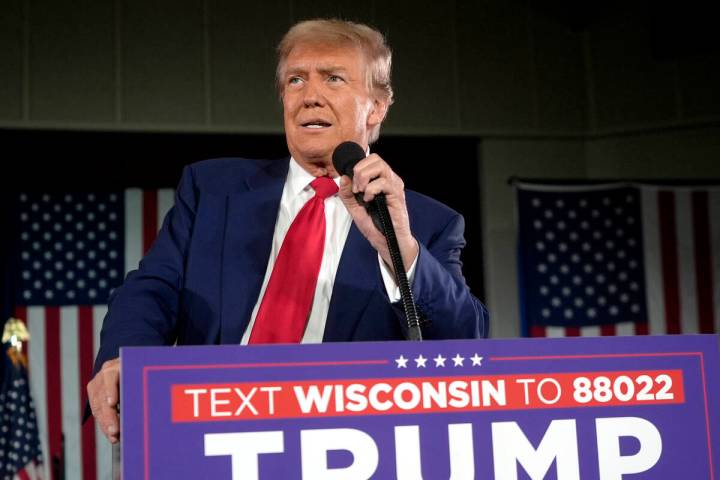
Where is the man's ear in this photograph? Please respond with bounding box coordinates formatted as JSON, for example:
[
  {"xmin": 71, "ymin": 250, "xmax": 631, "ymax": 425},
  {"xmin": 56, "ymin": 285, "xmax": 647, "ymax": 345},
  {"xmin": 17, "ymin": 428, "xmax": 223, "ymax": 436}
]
[{"xmin": 367, "ymin": 97, "xmax": 389, "ymax": 128}]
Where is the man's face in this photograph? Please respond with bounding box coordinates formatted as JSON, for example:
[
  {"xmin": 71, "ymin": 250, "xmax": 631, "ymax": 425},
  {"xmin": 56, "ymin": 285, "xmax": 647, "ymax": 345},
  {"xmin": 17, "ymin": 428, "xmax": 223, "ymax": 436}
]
[{"xmin": 281, "ymin": 43, "xmax": 386, "ymax": 175}]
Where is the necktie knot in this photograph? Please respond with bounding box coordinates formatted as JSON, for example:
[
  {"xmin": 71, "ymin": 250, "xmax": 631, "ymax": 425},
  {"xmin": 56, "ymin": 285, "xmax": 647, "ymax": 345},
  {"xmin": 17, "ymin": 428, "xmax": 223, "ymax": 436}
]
[{"xmin": 311, "ymin": 176, "xmax": 338, "ymax": 199}]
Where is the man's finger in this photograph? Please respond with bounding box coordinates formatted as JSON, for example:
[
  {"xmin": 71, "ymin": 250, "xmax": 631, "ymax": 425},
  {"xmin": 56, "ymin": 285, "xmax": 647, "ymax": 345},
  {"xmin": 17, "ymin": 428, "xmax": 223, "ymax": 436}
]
[
  {"xmin": 87, "ymin": 357, "xmax": 121, "ymax": 443},
  {"xmin": 362, "ymin": 178, "xmax": 391, "ymax": 202},
  {"xmin": 89, "ymin": 395, "xmax": 120, "ymax": 443},
  {"xmin": 339, "ymin": 175, "xmax": 354, "ymax": 198},
  {"xmin": 102, "ymin": 362, "xmax": 120, "ymax": 407},
  {"xmin": 352, "ymin": 156, "xmax": 388, "ymax": 192}
]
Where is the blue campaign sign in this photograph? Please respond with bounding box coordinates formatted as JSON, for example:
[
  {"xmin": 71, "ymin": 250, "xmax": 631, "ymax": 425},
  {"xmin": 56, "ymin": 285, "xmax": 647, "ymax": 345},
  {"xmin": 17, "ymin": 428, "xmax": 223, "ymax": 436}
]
[{"xmin": 120, "ymin": 335, "xmax": 720, "ymax": 479}]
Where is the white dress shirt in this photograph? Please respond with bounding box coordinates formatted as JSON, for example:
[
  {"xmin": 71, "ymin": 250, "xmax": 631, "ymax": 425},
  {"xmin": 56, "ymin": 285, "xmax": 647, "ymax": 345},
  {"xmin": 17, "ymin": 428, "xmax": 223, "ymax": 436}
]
[{"xmin": 241, "ymin": 157, "xmax": 415, "ymax": 344}]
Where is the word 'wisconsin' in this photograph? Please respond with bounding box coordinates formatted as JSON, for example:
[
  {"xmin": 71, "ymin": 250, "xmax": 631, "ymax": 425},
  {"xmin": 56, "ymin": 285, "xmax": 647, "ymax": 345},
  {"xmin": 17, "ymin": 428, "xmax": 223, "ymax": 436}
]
[{"xmin": 172, "ymin": 370, "xmax": 682, "ymax": 422}]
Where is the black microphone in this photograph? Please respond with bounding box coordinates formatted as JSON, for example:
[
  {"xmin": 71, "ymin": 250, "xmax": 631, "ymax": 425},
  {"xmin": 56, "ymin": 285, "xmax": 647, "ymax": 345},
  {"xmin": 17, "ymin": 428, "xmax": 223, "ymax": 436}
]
[
  {"xmin": 331, "ymin": 141, "xmax": 423, "ymax": 341},
  {"xmin": 332, "ymin": 141, "xmax": 383, "ymax": 232},
  {"xmin": 331, "ymin": 140, "xmax": 366, "ymax": 179}
]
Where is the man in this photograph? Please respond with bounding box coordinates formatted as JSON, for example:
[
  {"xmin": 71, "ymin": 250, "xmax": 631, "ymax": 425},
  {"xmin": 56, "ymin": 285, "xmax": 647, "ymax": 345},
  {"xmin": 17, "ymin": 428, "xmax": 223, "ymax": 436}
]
[{"xmin": 88, "ymin": 18, "xmax": 488, "ymax": 443}]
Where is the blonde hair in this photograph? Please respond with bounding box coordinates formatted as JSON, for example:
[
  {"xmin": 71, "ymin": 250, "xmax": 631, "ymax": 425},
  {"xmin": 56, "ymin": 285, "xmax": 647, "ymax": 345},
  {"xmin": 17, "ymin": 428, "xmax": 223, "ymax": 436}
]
[{"xmin": 276, "ymin": 19, "xmax": 394, "ymax": 143}]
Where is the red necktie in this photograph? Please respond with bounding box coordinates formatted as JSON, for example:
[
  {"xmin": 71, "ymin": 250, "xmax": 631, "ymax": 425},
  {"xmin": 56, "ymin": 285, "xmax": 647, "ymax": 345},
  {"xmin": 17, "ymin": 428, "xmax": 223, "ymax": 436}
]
[{"xmin": 249, "ymin": 176, "xmax": 339, "ymax": 344}]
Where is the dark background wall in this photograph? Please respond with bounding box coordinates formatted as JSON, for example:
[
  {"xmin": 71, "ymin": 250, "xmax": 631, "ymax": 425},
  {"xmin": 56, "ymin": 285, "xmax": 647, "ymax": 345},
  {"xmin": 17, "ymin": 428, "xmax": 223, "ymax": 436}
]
[
  {"xmin": 0, "ymin": 0, "xmax": 590, "ymax": 132},
  {"xmin": 1, "ymin": 0, "xmax": 719, "ymax": 336}
]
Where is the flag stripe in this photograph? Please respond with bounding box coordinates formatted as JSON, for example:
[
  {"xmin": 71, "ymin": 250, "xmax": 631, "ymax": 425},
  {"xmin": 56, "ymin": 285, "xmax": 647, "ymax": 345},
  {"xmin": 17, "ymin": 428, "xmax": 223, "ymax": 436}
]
[
  {"xmin": 565, "ymin": 327, "xmax": 580, "ymax": 337},
  {"xmin": 16, "ymin": 470, "xmax": 31, "ymax": 480},
  {"xmin": 675, "ymin": 191, "xmax": 699, "ymax": 334},
  {"xmin": 600, "ymin": 324, "xmax": 616, "ymax": 336},
  {"xmin": 658, "ymin": 191, "xmax": 681, "ymax": 334},
  {"xmin": 13, "ymin": 460, "xmax": 41, "ymax": 480},
  {"xmin": 616, "ymin": 321, "xmax": 636, "ymax": 336},
  {"xmin": 60, "ymin": 307, "xmax": 81, "ymax": 480},
  {"xmin": 530, "ymin": 326, "xmax": 546, "ymax": 337},
  {"xmin": 25, "ymin": 307, "xmax": 50, "ymax": 480},
  {"xmin": 546, "ymin": 327, "xmax": 565, "ymax": 337},
  {"xmin": 157, "ymin": 189, "xmax": 174, "ymax": 230},
  {"xmin": 93, "ymin": 305, "xmax": 111, "ymax": 480},
  {"xmin": 125, "ymin": 190, "xmax": 142, "ymax": 277},
  {"xmin": 580, "ymin": 325, "xmax": 600, "ymax": 336},
  {"xmin": 44, "ymin": 307, "xmax": 61, "ymax": 480},
  {"xmin": 532, "ymin": 321, "xmax": 648, "ymax": 338},
  {"xmin": 642, "ymin": 189, "xmax": 667, "ymax": 335},
  {"xmin": 692, "ymin": 191, "xmax": 716, "ymax": 333},
  {"xmin": 142, "ymin": 191, "xmax": 158, "ymax": 254},
  {"xmin": 92, "ymin": 306, "xmax": 106, "ymax": 359},
  {"xmin": 79, "ymin": 306, "xmax": 97, "ymax": 480}
]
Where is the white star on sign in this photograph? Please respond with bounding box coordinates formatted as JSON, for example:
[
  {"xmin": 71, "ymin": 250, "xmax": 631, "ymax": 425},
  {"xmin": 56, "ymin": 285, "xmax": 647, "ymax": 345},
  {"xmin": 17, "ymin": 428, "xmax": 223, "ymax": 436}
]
[
  {"xmin": 395, "ymin": 355, "xmax": 408, "ymax": 368},
  {"xmin": 415, "ymin": 355, "xmax": 428, "ymax": 368},
  {"xmin": 433, "ymin": 354, "xmax": 446, "ymax": 367},
  {"xmin": 452, "ymin": 354, "xmax": 465, "ymax": 367},
  {"xmin": 470, "ymin": 354, "xmax": 483, "ymax": 366}
]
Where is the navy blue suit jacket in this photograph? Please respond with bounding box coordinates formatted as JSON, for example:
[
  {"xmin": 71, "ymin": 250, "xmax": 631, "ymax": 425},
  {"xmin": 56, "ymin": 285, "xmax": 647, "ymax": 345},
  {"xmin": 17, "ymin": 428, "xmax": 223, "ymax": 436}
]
[{"xmin": 94, "ymin": 158, "xmax": 488, "ymax": 370}]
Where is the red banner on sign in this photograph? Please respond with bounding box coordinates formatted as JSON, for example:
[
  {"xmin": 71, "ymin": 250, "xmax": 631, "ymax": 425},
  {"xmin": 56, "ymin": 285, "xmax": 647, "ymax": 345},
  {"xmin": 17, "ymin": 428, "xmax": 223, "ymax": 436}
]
[{"xmin": 171, "ymin": 370, "xmax": 684, "ymax": 422}]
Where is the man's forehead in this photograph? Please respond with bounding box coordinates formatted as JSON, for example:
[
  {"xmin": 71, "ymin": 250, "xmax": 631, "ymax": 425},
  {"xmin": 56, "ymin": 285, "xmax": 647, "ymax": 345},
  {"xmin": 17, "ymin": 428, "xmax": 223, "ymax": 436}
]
[{"xmin": 285, "ymin": 43, "xmax": 364, "ymax": 69}]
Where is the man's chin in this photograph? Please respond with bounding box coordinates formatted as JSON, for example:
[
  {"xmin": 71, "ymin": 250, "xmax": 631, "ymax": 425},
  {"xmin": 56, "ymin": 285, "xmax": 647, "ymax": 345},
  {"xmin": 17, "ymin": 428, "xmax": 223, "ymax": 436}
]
[
  {"xmin": 290, "ymin": 145, "xmax": 335, "ymax": 172},
  {"xmin": 292, "ymin": 143, "xmax": 333, "ymax": 161}
]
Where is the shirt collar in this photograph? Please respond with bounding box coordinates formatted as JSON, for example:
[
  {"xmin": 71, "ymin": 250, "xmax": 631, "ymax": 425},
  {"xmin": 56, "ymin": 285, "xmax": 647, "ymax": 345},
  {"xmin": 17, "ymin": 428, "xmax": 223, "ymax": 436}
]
[{"xmin": 288, "ymin": 157, "xmax": 342, "ymax": 197}]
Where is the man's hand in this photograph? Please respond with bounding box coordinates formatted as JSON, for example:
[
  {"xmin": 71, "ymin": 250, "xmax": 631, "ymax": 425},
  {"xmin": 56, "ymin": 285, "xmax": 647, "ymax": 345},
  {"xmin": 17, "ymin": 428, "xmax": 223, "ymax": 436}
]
[
  {"xmin": 338, "ymin": 153, "xmax": 418, "ymax": 273},
  {"xmin": 87, "ymin": 358, "xmax": 120, "ymax": 444}
]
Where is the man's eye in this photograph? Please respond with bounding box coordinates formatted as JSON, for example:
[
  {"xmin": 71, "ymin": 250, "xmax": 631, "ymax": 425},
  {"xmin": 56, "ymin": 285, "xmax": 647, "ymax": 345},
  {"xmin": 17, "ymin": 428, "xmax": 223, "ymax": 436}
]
[
  {"xmin": 288, "ymin": 77, "xmax": 303, "ymax": 85},
  {"xmin": 328, "ymin": 75, "xmax": 344, "ymax": 83}
]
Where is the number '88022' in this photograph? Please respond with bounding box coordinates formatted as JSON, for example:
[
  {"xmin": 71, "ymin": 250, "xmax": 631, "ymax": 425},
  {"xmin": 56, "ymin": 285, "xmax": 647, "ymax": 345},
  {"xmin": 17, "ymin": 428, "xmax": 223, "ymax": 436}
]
[{"xmin": 573, "ymin": 374, "xmax": 674, "ymax": 403}]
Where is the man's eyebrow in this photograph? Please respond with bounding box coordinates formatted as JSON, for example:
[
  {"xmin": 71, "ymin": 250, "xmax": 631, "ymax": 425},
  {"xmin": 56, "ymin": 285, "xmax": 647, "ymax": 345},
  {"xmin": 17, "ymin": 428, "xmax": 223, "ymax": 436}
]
[
  {"xmin": 284, "ymin": 66, "xmax": 307, "ymax": 76},
  {"xmin": 284, "ymin": 65, "xmax": 349, "ymax": 76}
]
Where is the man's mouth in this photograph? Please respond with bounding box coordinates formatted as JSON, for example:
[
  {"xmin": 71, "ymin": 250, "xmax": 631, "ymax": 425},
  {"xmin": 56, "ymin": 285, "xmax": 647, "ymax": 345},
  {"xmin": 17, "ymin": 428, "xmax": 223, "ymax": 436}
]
[{"xmin": 301, "ymin": 121, "xmax": 332, "ymax": 129}]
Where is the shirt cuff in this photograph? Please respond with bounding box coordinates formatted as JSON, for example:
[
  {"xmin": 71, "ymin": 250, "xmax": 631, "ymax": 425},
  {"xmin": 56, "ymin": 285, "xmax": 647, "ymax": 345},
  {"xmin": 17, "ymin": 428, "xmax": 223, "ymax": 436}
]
[{"xmin": 378, "ymin": 252, "xmax": 418, "ymax": 303}]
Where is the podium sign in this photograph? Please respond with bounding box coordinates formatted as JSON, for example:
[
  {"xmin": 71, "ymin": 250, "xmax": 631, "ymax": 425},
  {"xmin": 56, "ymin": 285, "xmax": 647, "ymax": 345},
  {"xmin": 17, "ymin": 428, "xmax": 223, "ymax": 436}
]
[{"xmin": 121, "ymin": 335, "xmax": 720, "ymax": 479}]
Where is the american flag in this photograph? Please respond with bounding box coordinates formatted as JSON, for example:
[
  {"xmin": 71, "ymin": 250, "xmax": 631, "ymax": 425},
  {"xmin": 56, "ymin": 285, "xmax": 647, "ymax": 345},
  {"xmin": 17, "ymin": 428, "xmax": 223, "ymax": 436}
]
[
  {"xmin": 0, "ymin": 342, "xmax": 43, "ymax": 480},
  {"xmin": 12, "ymin": 189, "xmax": 174, "ymax": 480},
  {"xmin": 516, "ymin": 183, "xmax": 720, "ymax": 337}
]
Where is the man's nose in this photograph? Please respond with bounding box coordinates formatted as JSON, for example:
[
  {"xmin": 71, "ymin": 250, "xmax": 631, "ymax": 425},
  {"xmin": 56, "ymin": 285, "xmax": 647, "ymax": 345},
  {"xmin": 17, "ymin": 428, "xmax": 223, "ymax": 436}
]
[{"xmin": 302, "ymin": 79, "xmax": 325, "ymax": 107}]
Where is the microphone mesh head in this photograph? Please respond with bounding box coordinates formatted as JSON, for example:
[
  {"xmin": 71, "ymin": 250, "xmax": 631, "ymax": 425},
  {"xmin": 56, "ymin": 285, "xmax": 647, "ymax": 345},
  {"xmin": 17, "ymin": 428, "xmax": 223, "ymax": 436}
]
[{"xmin": 332, "ymin": 141, "xmax": 366, "ymax": 178}]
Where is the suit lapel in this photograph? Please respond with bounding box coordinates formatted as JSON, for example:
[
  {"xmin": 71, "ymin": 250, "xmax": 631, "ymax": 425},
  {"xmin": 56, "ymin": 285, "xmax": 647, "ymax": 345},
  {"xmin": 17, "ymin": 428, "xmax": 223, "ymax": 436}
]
[
  {"xmin": 323, "ymin": 224, "xmax": 379, "ymax": 341},
  {"xmin": 219, "ymin": 159, "xmax": 288, "ymax": 343}
]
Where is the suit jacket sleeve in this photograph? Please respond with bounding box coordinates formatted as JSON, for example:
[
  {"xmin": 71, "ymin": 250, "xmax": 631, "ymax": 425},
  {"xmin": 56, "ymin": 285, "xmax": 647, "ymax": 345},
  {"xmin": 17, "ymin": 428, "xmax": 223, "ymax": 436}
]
[
  {"xmin": 394, "ymin": 207, "xmax": 489, "ymax": 339},
  {"xmin": 92, "ymin": 164, "xmax": 198, "ymax": 371}
]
